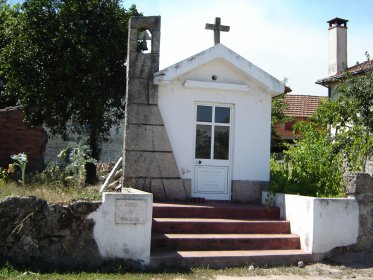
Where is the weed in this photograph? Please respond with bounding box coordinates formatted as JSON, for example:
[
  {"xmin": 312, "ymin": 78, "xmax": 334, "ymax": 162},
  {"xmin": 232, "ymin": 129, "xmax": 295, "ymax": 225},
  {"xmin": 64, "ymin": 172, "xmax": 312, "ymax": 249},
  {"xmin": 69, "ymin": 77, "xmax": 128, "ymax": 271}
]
[{"xmin": 10, "ymin": 153, "xmax": 28, "ymax": 187}]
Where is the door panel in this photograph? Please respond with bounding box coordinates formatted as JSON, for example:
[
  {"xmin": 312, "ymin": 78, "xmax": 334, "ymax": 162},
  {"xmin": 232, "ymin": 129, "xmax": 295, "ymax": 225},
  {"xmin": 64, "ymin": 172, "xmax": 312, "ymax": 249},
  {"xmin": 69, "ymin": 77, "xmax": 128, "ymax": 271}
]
[
  {"xmin": 193, "ymin": 104, "xmax": 232, "ymax": 200},
  {"xmin": 195, "ymin": 166, "xmax": 228, "ymax": 194}
]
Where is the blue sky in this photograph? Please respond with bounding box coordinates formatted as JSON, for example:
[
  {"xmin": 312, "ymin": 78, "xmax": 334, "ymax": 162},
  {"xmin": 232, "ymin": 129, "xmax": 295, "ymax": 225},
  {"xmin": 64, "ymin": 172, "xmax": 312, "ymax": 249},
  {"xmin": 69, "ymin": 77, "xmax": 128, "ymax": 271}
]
[{"xmin": 8, "ymin": 0, "xmax": 373, "ymax": 96}]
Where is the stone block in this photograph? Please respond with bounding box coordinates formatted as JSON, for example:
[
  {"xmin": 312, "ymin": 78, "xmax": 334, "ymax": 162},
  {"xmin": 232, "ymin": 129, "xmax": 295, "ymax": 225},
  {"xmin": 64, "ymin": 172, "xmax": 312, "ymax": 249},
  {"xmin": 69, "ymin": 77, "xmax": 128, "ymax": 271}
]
[
  {"xmin": 149, "ymin": 81, "xmax": 159, "ymax": 105},
  {"xmin": 129, "ymin": 16, "xmax": 161, "ymax": 32},
  {"xmin": 123, "ymin": 151, "xmax": 180, "ymax": 178},
  {"xmin": 150, "ymin": 179, "xmax": 191, "ymax": 201},
  {"xmin": 359, "ymin": 194, "xmax": 373, "ymax": 205},
  {"xmin": 231, "ymin": 180, "xmax": 269, "ymax": 203},
  {"xmin": 360, "ymin": 214, "xmax": 368, "ymax": 227},
  {"xmin": 128, "ymin": 29, "xmax": 139, "ymax": 53},
  {"xmin": 125, "ymin": 124, "xmax": 173, "ymax": 152},
  {"xmin": 127, "ymin": 78, "xmax": 149, "ymax": 104},
  {"xmin": 344, "ymin": 172, "xmax": 373, "ymax": 195},
  {"xmin": 150, "ymin": 31, "xmax": 161, "ymax": 54},
  {"xmin": 123, "ymin": 177, "xmax": 151, "ymax": 193},
  {"xmin": 126, "ymin": 103, "xmax": 164, "ymax": 125},
  {"xmin": 127, "ymin": 53, "xmax": 159, "ymax": 78},
  {"xmin": 149, "ymin": 179, "xmax": 167, "ymax": 201}
]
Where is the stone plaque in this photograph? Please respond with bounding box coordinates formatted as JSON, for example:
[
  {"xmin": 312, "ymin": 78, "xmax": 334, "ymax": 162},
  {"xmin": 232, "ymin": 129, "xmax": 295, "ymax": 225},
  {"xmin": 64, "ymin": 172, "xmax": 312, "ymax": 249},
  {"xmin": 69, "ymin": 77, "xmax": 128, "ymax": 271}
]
[{"xmin": 115, "ymin": 199, "xmax": 147, "ymax": 224}]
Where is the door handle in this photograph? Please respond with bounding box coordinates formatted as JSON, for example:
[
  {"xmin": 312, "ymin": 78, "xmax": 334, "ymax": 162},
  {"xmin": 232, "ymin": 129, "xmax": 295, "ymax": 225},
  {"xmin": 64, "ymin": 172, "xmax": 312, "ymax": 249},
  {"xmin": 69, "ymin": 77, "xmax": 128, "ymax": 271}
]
[{"xmin": 196, "ymin": 160, "xmax": 202, "ymax": 164}]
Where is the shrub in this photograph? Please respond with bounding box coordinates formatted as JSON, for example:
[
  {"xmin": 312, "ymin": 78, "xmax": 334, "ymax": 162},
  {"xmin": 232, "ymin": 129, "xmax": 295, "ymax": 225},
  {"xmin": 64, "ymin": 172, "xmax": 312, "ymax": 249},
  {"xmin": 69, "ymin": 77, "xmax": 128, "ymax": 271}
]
[
  {"xmin": 270, "ymin": 122, "xmax": 344, "ymax": 197},
  {"xmin": 58, "ymin": 140, "xmax": 97, "ymax": 187}
]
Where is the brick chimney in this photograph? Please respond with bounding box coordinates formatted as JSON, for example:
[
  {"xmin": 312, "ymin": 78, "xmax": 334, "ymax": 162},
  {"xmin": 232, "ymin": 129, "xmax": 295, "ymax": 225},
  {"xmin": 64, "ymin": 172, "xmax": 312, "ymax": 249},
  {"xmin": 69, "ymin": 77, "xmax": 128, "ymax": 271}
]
[{"xmin": 328, "ymin": 17, "xmax": 348, "ymax": 76}]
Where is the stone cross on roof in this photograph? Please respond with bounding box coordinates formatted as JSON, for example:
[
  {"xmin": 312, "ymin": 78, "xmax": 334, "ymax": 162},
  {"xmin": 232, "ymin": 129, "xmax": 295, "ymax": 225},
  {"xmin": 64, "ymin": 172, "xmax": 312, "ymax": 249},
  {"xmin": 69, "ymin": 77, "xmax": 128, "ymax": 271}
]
[{"xmin": 205, "ymin": 17, "xmax": 230, "ymax": 45}]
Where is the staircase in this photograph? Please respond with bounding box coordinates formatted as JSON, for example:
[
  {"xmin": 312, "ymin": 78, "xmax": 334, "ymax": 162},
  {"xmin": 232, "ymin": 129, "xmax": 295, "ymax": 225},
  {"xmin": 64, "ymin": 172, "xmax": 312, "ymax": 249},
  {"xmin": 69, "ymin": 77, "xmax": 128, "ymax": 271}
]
[{"xmin": 150, "ymin": 202, "xmax": 312, "ymax": 268}]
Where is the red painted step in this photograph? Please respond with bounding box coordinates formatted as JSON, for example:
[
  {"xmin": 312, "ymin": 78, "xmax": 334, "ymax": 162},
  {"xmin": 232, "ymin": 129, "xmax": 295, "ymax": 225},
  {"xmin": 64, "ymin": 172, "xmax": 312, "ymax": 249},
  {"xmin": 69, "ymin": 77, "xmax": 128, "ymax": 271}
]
[
  {"xmin": 152, "ymin": 218, "xmax": 291, "ymax": 234},
  {"xmin": 153, "ymin": 202, "xmax": 280, "ymax": 220},
  {"xmin": 150, "ymin": 249, "xmax": 313, "ymax": 268},
  {"xmin": 150, "ymin": 202, "xmax": 311, "ymax": 268},
  {"xmin": 152, "ymin": 233, "xmax": 301, "ymax": 251}
]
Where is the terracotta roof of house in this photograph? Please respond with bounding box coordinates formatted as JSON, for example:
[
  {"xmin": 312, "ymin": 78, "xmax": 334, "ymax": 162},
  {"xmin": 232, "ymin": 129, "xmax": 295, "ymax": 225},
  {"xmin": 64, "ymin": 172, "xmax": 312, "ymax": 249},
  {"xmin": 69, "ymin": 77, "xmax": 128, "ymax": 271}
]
[
  {"xmin": 316, "ymin": 59, "xmax": 373, "ymax": 86},
  {"xmin": 284, "ymin": 95, "xmax": 325, "ymax": 118}
]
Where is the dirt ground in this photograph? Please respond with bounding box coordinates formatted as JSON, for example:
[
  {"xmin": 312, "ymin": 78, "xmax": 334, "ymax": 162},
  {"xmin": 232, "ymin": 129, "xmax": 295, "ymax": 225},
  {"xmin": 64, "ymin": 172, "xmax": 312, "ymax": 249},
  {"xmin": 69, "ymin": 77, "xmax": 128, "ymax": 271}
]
[{"xmin": 217, "ymin": 250, "xmax": 373, "ymax": 280}]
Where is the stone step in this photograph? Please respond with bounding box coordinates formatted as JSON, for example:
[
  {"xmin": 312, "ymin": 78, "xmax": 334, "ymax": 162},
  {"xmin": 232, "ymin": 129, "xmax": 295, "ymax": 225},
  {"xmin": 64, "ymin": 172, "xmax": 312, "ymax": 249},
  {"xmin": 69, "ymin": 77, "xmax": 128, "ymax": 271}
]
[
  {"xmin": 153, "ymin": 202, "xmax": 280, "ymax": 220},
  {"xmin": 151, "ymin": 233, "xmax": 301, "ymax": 251},
  {"xmin": 152, "ymin": 218, "xmax": 291, "ymax": 234},
  {"xmin": 150, "ymin": 249, "xmax": 313, "ymax": 268}
]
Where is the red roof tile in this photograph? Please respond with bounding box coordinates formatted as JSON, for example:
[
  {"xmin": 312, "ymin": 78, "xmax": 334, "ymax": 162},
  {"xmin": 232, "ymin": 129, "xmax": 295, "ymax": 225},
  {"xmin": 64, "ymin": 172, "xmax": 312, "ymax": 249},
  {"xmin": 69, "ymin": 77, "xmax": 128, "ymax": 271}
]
[
  {"xmin": 345, "ymin": 59, "xmax": 373, "ymax": 73},
  {"xmin": 284, "ymin": 95, "xmax": 325, "ymax": 118},
  {"xmin": 316, "ymin": 59, "xmax": 373, "ymax": 86}
]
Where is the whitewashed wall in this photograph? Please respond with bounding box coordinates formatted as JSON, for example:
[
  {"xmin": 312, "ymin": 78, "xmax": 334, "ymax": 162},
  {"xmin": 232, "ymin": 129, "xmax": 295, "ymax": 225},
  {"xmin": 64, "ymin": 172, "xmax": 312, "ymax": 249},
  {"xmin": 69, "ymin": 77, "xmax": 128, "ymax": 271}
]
[
  {"xmin": 158, "ymin": 59, "xmax": 272, "ymax": 181},
  {"xmin": 89, "ymin": 190, "xmax": 153, "ymax": 265},
  {"xmin": 262, "ymin": 192, "xmax": 359, "ymax": 257}
]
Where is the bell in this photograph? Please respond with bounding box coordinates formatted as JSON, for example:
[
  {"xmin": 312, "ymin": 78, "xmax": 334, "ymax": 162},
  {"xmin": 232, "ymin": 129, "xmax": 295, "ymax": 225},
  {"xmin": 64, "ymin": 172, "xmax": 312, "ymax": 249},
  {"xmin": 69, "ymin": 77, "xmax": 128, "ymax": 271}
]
[{"xmin": 140, "ymin": 34, "xmax": 148, "ymax": 51}]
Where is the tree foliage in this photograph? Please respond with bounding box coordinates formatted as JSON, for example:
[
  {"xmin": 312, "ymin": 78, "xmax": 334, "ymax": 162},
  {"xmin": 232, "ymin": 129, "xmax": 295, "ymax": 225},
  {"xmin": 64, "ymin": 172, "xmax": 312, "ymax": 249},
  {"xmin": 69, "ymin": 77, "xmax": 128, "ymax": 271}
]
[
  {"xmin": 271, "ymin": 71, "xmax": 373, "ymax": 197},
  {"xmin": 271, "ymin": 92, "xmax": 291, "ymax": 152},
  {"xmin": 1, "ymin": 0, "xmax": 141, "ymax": 159},
  {"xmin": 271, "ymin": 121, "xmax": 344, "ymax": 197},
  {"xmin": 0, "ymin": 0, "xmax": 19, "ymax": 108}
]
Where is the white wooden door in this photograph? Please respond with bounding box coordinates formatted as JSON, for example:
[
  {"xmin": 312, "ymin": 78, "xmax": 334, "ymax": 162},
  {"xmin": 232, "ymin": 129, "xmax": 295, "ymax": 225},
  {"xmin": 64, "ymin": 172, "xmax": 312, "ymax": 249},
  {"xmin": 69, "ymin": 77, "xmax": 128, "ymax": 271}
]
[{"xmin": 193, "ymin": 104, "xmax": 232, "ymax": 200}]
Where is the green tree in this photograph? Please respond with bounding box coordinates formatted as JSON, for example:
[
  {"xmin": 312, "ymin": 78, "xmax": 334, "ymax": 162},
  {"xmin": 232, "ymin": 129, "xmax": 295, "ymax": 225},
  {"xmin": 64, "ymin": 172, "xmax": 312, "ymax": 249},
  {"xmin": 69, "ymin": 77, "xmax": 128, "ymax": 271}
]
[
  {"xmin": 2, "ymin": 0, "xmax": 141, "ymax": 159},
  {"xmin": 0, "ymin": 0, "xmax": 19, "ymax": 108},
  {"xmin": 271, "ymin": 93, "xmax": 291, "ymax": 152},
  {"xmin": 270, "ymin": 121, "xmax": 344, "ymax": 197},
  {"xmin": 270, "ymin": 72, "xmax": 373, "ymax": 197}
]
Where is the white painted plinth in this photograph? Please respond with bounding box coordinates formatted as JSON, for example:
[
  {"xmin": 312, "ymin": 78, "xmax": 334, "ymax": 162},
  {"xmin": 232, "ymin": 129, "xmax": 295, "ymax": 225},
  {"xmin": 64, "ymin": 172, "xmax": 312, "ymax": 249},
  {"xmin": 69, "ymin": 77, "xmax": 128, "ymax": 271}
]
[
  {"xmin": 89, "ymin": 189, "xmax": 153, "ymax": 265},
  {"xmin": 262, "ymin": 192, "xmax": 359, "ymax": 257}
]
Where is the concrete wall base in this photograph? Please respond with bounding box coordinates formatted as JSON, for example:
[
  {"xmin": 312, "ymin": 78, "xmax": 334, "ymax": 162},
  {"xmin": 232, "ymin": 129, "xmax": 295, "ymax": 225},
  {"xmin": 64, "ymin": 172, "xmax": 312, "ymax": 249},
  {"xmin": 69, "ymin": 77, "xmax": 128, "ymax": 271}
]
[{"xmin": 231, "ymin": 180, "xmax": 269, "ymax": 203}]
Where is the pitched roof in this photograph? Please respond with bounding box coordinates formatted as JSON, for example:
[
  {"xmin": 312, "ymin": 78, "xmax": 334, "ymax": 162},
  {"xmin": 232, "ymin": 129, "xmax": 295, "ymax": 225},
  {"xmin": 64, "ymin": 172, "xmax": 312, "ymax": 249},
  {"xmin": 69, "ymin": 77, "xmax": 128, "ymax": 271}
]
[
  {"xmin": 316, "ymin": 59, "xmax": 373, "ymax": 86},
  {"xmin": 153, "ymin": 43, "xmax": 285, "ymax": 96},
  {"xmin": 284, "ymin": 95, "xmax": 325, "ymax": 118}
]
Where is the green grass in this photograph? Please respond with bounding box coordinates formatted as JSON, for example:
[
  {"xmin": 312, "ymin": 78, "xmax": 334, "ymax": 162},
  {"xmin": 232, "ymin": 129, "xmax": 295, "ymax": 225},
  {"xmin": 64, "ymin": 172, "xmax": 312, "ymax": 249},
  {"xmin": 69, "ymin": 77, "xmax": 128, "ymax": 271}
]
[
  {"xmin": 0, "ymin": 180, "xmax": 101, "ymax": 204},
  {"xmin": 2, "ymin": 263, "xmax": 370, "ymax": 280},
  {"xmin": 0, "ymin": 264, "xmax": 311, "ymax": 280}
]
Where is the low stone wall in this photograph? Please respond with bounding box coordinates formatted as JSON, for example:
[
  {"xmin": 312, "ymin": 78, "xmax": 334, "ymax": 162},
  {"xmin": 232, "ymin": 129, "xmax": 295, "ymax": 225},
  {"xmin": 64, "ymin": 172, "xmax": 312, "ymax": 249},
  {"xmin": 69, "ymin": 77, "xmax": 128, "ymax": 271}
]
[
  {"xmin": 0, "ymin": 196, "xmax": 101, "ymax": 271},
  {"xmin": 344, "ymin": 172, "xmax": 373, "ymax": 251},
  {"xmin": 0, "ymin": 193, "xmax": 153, "ymax": 271}
]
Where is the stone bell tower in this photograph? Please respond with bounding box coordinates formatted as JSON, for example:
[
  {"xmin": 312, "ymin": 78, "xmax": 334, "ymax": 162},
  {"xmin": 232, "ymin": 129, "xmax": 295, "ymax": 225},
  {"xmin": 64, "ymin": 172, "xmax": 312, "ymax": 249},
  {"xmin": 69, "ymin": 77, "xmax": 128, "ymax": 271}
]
[{"xmin": 123, "ymin": 16, "xmax": 191, "ymax": 201}]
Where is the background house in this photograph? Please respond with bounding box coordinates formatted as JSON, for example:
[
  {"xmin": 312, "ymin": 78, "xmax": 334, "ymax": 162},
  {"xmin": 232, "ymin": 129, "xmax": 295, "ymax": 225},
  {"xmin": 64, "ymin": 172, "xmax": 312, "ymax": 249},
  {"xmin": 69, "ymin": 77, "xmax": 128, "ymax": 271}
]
[
  {"xmin": 274, "ymin": 94, "xmax": 324, "ymax": 147},
  {"xmin": 0, "ymin": 106, "xmax": 47, "ymax": 170}
]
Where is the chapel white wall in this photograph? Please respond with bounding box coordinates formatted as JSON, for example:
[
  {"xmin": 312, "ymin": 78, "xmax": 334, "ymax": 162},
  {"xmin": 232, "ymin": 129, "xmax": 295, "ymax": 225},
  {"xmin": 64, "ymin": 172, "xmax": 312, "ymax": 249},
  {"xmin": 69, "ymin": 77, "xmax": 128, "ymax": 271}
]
[{"xmin": 158, "ymin": 59, "xmax": 272, "ymax": 182}]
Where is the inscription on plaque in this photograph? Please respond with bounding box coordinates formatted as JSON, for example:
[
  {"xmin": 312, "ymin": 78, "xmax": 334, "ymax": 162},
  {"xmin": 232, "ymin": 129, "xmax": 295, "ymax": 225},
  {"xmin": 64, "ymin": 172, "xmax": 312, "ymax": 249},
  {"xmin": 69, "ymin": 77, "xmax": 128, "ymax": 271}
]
[{"xmin": 116, "ymin": 199, "xmax": 147, "ymax": 224}]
